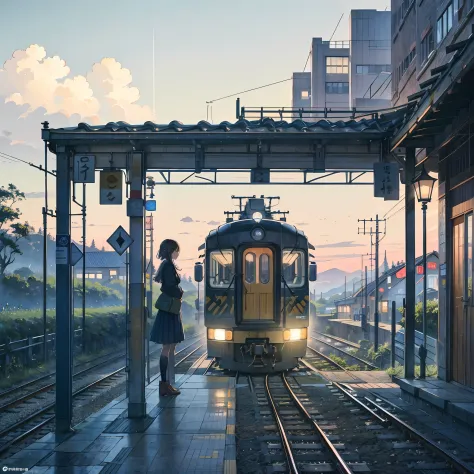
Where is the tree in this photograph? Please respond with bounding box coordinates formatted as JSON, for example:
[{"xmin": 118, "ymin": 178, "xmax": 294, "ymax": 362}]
[
  {"xmin": 91, "ymin": 239, "xmax": 97, "ymax": 250},
  {"xmin": 0, "ymin": 184, "xmax": 32, "ymax": 275},
  {"xmin": 13, "ymin": 266, "xmax": 34, "ymax": 278}
]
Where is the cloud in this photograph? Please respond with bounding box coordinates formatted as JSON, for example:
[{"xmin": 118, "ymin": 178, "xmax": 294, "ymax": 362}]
[
  {"xmin": 179, "ymin": 232, "xmax": 190, "ymax": 235},
  {"xmin": 0, "ymin": 44, "xmax": 154, "ymax": 151},
  {"xmin": 180, "ymin": 216, "xmax": 194, "ymax": 223},
  {"xmin": 24, "ymin": 191, "xmax": 45, "ymax": 199},
  {"xmin": 320, "ymin": 253, "xmax": 363, "ymax": 259},
  {"xmin": 207, "ymin": 220, "xmax": 220, "ymax": 225},
  {"xmin": 295, "ymin": 222, "xmax": 308, "ymax": 226},
  {"xmin": 316, "ymin": 241, "xmax": 364, "ymax": 249}
]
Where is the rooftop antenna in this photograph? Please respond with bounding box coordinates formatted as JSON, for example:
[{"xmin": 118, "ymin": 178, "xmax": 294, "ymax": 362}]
[{"xmin": 152, "ymin": 29, "xmax": 156, "ymax": 118}]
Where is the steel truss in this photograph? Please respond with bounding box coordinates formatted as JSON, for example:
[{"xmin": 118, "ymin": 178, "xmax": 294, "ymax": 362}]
[{"xmin": 149, "ymin": 169, "xmax": 373, "ymax": 185}]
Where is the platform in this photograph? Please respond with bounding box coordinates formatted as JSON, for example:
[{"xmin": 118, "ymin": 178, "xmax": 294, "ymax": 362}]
[
  {"xmin": 395, "ymin": 377, "xmax": 474, "ymax": 430},
  {"xmin": 1, "ymin": 374, "xmax": 236, "ymax": 474}
]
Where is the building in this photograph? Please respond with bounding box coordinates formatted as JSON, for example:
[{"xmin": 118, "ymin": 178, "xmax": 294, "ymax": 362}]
[
  {"xmin": 292, "ymin": 10, "xmax": 391, "ymax": 118},
  {"xmin": 74, "ymin": 251, "xmax": 126, "ymax": 281},
  {"xmin": 390, "ymin": 0, "xmax": 474, "ymax": 389},
  {"xmin": 335, "ymin": 252, "xmax": 439, "ymax": 324}
]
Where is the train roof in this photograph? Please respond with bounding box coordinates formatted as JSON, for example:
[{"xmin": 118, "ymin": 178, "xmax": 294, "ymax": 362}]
[{"xmin": 198, "ymin": 218, "xmax": 315, "ymax": 250}]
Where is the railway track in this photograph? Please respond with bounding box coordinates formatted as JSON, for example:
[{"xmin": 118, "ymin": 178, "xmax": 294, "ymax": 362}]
[
  {"xmin": 262, "ymin": 372, "xmax": 356, "ymax": 473},
  {"xmin": 0, "ymin": 334, "xmax": 206, "ymax": 456}
]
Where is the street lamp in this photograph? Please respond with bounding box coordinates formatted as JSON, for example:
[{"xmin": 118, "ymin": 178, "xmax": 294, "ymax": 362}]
[{"xmin": 412, "ymin": 165, "xmax": 437, "ymax": 379}]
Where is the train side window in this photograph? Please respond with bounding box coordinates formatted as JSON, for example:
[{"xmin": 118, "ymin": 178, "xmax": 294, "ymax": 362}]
[
  {"xmin": 245, "ymin": 252, "xmax": 256, "ymax": 283},
  {"xmin": 259, "ymin": 254, "xmax": 270, "ymax": 284},
  {"xmin": 282, "ymin": 249, "xmax": 305, "ymax": 288},
  {"xmin": 209, "ymin": 250, "xmax": 234, "ymax": 288}
]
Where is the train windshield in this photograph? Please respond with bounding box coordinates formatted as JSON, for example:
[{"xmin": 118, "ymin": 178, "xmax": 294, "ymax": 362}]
[
  {"xmin": 209, "ymin": 250, "xmax": 234, "ymax": 288},
  {"xmin": 282, "ymin": 250, "xmax": 305, "ymax": 288}
]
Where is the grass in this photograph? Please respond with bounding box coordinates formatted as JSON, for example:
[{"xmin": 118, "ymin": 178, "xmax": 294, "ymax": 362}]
[
  {"xmin": 0, "ymin": 306, "xmax": 126, "ymax": 321},
  {"xmin": 386, "ymin": 363, "xmax": 438, "ymax": 378}
]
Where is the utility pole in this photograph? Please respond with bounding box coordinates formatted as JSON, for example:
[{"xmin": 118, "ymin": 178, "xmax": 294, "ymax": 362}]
[
  {"xmin": 344, "ymin": 276, "xmax": 347, "ymax": 299},
  {"xmin": 82, "ymin": 184, "xmax": 86, "ymax": 353},
  {"xmin": 364, "ymin": 266, "xmax": 368, "ymax": 334},
  {"xmin": 358, "ymin": 215, "xmax": 386, "ymax": 351}
]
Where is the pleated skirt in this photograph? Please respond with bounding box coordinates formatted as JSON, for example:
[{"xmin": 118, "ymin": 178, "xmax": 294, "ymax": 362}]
[{"xmin": 150, "ymin": 310, "xmax": 185, "ymax": 345}]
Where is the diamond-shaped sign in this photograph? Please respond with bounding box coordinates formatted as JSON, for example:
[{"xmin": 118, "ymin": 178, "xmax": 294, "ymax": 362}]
[
  {"xmin": 107, "ymin": 225, "xmax": 133, "ymax": 256},
  {"xmin": 71, "ymin": 243, "xmax": 83, "ymax": 266}
]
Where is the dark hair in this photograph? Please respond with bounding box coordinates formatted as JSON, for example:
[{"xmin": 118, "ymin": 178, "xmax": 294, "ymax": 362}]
[
  {"xmin": 158, "ymin": 239, "xmax": 180, "ymax": 261},
  {"xmin": 155, "ymin": 239, "xmax": 180, "ymax": 283}
]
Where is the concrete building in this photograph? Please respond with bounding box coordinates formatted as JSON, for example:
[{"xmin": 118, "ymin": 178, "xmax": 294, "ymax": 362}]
[
  {"xmin": 390, "ymin": 0, "xmax": 474, "ymax": 389},
  {"xmin": 292, "ymin": 10, "xmax": 391, "ymax": 118}
]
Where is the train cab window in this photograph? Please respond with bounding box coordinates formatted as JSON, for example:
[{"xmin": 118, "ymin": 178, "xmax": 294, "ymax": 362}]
[
  {"xmin": 209, "ymin": 250, "xmax": 234, "ymax": 288},
  {"xmin": 259, "ymin": 254, "xmax": 270, "ymax": 284},
  {"xmin": 282, "ymin": 250, "xmax": 305, "ymax": 288},
  {"xmin": 245, "ymin": 252, "xmax": 256, "ymax": 283}
]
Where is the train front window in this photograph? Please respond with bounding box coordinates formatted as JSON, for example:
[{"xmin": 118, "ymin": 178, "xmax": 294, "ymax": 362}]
[
  {"xmin": 209, "ymin": 250, "xmax": 234, "ymax": 288},
  {"xmin": 245, "ymin": 252, "xmax": 256, "ymax": 283},
  {"xmin": 260, "ymin": 254, "xmax": 270, "ymax": 284},
  {"xmin": 282, "ymin": 250, "xmax": 305, "ymax": 288}
]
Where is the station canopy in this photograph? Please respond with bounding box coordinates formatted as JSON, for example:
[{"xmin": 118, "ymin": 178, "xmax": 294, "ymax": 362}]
[{"xmin": 42, "ymin": 107, "xmax": 412, "ymax": 185}]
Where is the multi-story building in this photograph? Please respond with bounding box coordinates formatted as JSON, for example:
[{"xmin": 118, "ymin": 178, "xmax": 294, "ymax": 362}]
[
  {"xmin": 292, "ymin": 10, "xmax": 391, "ymax": 117},
  {"xmin": 390, "ymin": 0, "xmax": 474, "ymax": 388}
]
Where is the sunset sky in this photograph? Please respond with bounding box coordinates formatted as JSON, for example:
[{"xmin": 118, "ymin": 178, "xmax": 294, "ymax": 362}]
[{"xmin": 0, "ymin": 0, "xmax": 438, "ymax": 277}]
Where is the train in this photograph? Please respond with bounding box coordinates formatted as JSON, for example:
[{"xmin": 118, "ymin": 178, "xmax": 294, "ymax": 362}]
[{"xmin": 193, "ymin": 195, "xmax": 317, "ymax": 373}]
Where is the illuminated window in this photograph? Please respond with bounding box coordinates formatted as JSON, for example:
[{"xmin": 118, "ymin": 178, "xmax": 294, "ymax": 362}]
[
  {"xmin": 326, "ymin": 57, "xmax": 349, "ymax": 74},
  {"xmin": 259, "ymin": 254, "xmax": 270, "ymax": 284},
  {"xmin": 301, "ymin": 90, "xmax": 309, "ymax": 99},
  {"xmin": 209, "ymin": 250, "xmax": 234, "ymax": 288},
  {"xmin": 110, "ymin": 270, "xmax": 117, "ymax": 276},
  {"xmin": 244, "ymin": 252, "xmax": 256, "ymax": 284},
  {"xmin": 282, "ymin": 250, "xmax": 305, "ymax": 288},
  {"xmin": 380, "ymin": 301, "xmax": 389, "ymax": 313}
]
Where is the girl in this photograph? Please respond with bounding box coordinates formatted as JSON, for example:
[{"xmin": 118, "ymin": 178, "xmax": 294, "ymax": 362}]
[{"xmin": 150, "ymin": 239, "xmax": 185, "ymax": 396}]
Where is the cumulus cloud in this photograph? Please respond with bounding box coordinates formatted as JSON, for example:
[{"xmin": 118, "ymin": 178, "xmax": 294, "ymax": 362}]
[
  {"xmin": 0, "ymin": 44, "xmax": 154, "ymax": 151},
  {"xmin": 180, "ymin": 216, "xmax": 194, "ymax": 223},
  {"xmin": 207, "ymin": 220, "xmax": 220, "ymax": 225},
  {"xmin": 316, "ymin": 241, "xmax": 364, "ymax": 249}
]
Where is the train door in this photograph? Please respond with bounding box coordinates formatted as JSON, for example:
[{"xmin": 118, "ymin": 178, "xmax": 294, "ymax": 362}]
[
  {"xmin": 242, "ymin": 248, "xmax": 274, "ymax": 320},
  {"xmin": 452, "ymin": 213, "xmax": 474, "ymax": 387}
]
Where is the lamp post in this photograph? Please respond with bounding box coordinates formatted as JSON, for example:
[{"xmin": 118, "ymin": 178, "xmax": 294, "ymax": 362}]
[{"xmin": 412, "ymin": 165, "xmax": 437, "ymax": 379}]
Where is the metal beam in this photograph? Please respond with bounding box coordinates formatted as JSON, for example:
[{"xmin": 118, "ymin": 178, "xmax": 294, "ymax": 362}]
[
  {"xmin": 404, "ymin": 148, "xmax": 416, "ymax": 379},
  {"xmin": 127, "ymin": 152, "xmax": 146, "ymax": 418},
  {"xmin": 55, "ymin": 149, "xmax": 73, "ymax": 433}
]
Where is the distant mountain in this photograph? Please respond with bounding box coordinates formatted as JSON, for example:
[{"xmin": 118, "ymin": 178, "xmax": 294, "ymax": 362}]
[{"xmin": 310, "ymin": 268, "xmax": 362, "ymax": 297}]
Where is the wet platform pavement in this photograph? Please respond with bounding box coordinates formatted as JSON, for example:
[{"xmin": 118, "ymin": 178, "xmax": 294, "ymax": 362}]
[{"xmin": 1, "ymin": 374, "xmax": 236, "ymax": 474}]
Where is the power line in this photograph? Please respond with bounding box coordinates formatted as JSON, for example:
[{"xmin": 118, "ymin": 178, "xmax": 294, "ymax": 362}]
[
  {"xmin": 303, "ymin": 50, "xmax": 312, "ymax": 73},
  {"xmin": 0, "ymin": 150, "xmax": 56, "ymax": 176},
  {"xmin": 371, "ymin": 73, "xmax": 392, "ymax": 99},
  {"xmin": 329, "ymin": 13, "xmax": 344, "ymax": 42},
  {"xmin": 206, "ymin": 78, "xmax": 293, "ymax": 104},
  {"xmin": 383, "ymin": 194, "xmax": 405, "ymax": 218}
]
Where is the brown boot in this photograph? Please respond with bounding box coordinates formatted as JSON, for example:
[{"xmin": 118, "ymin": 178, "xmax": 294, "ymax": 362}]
[
  {"xmin": 167, "ymin": 383, "xmax": 181, "ymax": 395},
  {"xmin": 159, "ymin": 381, "xmax": 172, "ymax": 397}
]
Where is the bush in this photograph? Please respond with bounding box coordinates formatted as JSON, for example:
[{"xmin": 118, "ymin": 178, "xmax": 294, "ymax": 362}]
[{"xmin": 399, "ymin": 300, "xmax": 438, "ymax": 338}]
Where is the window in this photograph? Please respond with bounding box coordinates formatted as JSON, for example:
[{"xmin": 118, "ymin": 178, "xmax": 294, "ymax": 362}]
[
  {"xmin": 300, "ymin": 90, "xmax": 309, "ymax": 100},
  {"xmin": 282, "ymin": 250, "xmax": 305, "ymax": 288},
  {"xmin": 326, "ymin": 57, "xmax": 349, "ymax": 74},
  {"xmin": 467, "ymin": 213, "xmax": 473, "ymax": 302},
  {"xmin": 338, "ymin": 305, "xmax": 351, "ymax": 313},
  {"xmin": 428, "ymin": 275, "xmax": 439, "ymax": 291},
  {"xmin": 356, "ymin": 64, "xmax": 391, "ymax": 75},
  {"xmin": 325, "ymin": 82, "xmax": 349, "ymax": 94},
  {"xmin": 110, "ymin": 270, "xmax": 117, "ymax": 277},
  {"xmin": 420, "ymin": 29, "xmax": 435, "ymax": 64},
  {"xmin": 397, "ymin": 46, "xmax": 416, "ymax": 81},
  {"xmin": 209, "ymin": 250, "xmax": 234, "ymax": 288},
  {"xmin": 244, "ymin": 252, "xmax": 256, "ymax": 284},
  {"xmin": 379, "ymin": 301, "xmax": 389, "ymax": 313},
  {"xmin": 437, "ymin": 3, "xmax": 453, "ymax": 44},
  {"xmin": 259, "ymin": 254, "xmax": 270, "ymax": 284}
]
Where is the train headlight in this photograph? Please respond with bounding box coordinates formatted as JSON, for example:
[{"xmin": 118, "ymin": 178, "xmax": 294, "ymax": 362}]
[
  {"xmin": 251, "ymin": 227, "xmax": 265, "ymax": 241},
  {"xmin": 252, "ymin": 211, "xmax": 263, "ymax": 223},
  {"xmin": 283, "ymin": 328, "xmax": 307, "ymax": 341},
  {"xmin": 208, "ymin": 328, "xmax": 233, "ymax": 341}
]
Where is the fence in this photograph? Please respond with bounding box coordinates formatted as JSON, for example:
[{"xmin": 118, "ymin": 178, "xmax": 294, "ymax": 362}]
[
  {"xmin": 0, "ymin": 329, "xmax": 84, "ymax": 375},
  {"xmin": 394, "ymin": 329, "xmax": 437, "ymax": 366}
]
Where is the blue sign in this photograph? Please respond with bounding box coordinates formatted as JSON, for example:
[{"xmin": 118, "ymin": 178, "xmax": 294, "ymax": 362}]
[{"xmin": 145, "ymin": 200, "xmax": 156, "ymax": 211}]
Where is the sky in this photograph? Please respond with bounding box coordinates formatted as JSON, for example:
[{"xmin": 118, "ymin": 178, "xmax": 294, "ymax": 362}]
[{"xmin": 0, "ymin": 0, "xmax": 439, "ymax": 277}]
